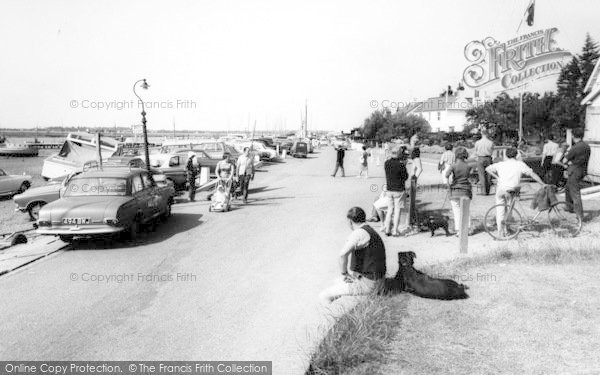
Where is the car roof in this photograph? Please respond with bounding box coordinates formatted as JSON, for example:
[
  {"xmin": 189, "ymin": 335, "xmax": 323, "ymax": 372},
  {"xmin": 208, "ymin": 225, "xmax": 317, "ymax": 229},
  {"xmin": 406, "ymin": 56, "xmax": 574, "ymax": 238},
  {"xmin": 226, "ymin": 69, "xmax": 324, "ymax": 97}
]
[{"xmin": 74, "ymin": 168, "xmax": 148, "ymax": 179}]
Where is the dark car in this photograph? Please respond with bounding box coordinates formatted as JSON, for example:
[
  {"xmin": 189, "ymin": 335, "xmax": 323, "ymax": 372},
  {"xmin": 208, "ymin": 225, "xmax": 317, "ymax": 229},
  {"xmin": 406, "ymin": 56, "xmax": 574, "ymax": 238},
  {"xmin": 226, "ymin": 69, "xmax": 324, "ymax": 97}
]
[
  {"xmin": 149, "ymin": 150, "xmax": 220, "ymax": 191},
  {"xmin": 36, "ymin": 168, "xmax": 174, "ymax": 242},
  {"xmin": 290, "ymin": 141, "xmax": 308, "ymax": 158}
]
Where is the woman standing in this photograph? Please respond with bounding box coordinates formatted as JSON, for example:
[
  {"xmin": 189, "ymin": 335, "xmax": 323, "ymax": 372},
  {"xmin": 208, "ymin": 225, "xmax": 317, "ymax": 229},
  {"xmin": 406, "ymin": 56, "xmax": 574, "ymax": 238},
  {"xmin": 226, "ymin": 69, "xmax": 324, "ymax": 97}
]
[
  {"xmin": 409, "ymin": 147, "xmax": 423, "ymax": 181},
  {"xmin": 439, "ymin": 144, "xmax": 455, "ymax": 184},
  {"xmin": 444, "ymin": 147, "xmax": 473, "ymax": 236}
]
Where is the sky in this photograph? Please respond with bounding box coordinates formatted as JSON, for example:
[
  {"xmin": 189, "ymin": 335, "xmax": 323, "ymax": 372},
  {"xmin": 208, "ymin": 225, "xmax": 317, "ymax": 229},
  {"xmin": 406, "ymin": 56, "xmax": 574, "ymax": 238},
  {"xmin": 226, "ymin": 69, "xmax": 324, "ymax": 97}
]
[{"xmin": 1, "ymin": 0, "xmax": 599, "ymax": 133}]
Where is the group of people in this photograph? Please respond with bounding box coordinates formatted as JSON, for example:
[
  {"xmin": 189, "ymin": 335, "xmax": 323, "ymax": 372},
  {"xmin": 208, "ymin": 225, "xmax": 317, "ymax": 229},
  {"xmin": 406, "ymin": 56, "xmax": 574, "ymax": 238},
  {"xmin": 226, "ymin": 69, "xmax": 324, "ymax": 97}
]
[
  {"xmin": 185, "ymin": 147, "xmax": 256, "ymax": 204},
  {"xmin": 442, "ymin": 128, "xmax": 591, "ymax": 237},
  {"xmin": 320, "ymin": 128, "xmax": 591, "ymax": 303}
]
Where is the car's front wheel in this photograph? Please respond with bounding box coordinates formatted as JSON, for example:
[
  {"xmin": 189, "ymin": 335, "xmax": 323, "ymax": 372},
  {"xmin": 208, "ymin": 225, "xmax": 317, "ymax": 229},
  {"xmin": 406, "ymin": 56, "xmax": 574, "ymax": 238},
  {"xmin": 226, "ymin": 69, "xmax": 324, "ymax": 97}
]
[
  {"xmin": 126, "ymin": 218, "xmax": 141, "ymax": 241},
  {"xmin": 27, "ymin": 201, "xmax": 46, "ymax": 221},
  {"xmin": 161, "ymin": 199, "xmax": 172, "ymax": 221}
]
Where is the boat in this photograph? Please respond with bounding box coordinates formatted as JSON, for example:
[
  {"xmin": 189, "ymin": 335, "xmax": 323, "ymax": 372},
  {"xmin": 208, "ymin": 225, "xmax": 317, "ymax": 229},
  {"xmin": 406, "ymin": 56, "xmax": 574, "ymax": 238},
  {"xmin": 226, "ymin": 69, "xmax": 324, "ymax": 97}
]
[
  {"xmin": 41, "ymin": 132, "xmax": 122, "ymax": 180},
  {"xmin": 0, "ymin": 142, "xmax": 39, "ymax": 157}
]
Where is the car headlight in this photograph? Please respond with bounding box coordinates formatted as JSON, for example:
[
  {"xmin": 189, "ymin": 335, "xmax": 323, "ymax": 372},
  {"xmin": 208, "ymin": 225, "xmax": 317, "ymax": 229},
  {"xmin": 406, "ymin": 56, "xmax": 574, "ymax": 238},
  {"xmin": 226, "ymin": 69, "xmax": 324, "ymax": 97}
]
[
  {"xmin": 38, "ymin": 220, "xmax": 51, "ymax": 227},
  {"xmin": 103, "ymin": 218, "xmax": 119, "ymax": 226}
]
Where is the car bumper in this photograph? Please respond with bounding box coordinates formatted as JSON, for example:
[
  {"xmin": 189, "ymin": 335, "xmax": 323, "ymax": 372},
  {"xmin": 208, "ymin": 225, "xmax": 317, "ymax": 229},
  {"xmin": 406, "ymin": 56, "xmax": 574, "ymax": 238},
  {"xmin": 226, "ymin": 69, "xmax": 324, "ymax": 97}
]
[{"xmin": 37, "ymin": 225, "xmax": 125, "ymax": 236}]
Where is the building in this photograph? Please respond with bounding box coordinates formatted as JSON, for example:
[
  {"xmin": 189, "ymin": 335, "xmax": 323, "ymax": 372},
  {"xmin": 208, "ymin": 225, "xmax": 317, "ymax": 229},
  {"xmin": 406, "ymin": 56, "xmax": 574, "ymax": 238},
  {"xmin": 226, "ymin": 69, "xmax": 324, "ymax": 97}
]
[
  {"xmin": 581, "ymin": 58, "xmax": 600, "ymax": 183},
  {"xmin": 406, "ymin": 90, "xmax": 476, "ymax": 133}
]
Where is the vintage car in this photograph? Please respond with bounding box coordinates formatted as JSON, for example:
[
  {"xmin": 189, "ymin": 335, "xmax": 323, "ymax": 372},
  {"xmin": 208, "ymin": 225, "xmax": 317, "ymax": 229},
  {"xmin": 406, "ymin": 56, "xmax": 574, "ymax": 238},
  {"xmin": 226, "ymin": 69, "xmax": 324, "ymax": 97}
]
[
  {"xmin": 0, "ymin": 168, "xmax": 32, "ymax": 197},
  {"xmin": 14, "ymin": 158, "xmax": 173, "ymax": 221},
  {"xmin": 231, "ymin": 141, "xmax": 277, "ymax": 160},
  {"xmin": 290, "ymin": 141, "xmax": 308, "ymax": 158},
  {"xmin": 36, "ymin": 168, "xmax": 174, "ymax": 242},
  {"xmin": 149, "ymin": 150, "xmax": 221, "ymax": 190},
  {"xmin": 14, "ymin": 173, "xmax": 80, "ymax": 221}
]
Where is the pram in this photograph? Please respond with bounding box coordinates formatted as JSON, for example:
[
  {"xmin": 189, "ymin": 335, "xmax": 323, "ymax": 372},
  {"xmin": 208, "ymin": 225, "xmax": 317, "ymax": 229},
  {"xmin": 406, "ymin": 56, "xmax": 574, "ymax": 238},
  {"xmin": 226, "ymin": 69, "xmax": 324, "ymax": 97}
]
[{"xmin": 209, "ymin": 176, "xmax": 232, "ymax": 212}]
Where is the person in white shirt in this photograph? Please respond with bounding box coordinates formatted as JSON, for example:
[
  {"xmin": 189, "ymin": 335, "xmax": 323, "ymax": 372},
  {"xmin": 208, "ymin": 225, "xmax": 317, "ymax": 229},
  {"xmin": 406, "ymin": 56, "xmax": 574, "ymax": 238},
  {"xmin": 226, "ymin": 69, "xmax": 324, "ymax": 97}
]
[
  {"xmin": 236, "ymin": 147, "xmax": 255, "ymax": 203},
  {"xmin": 439, "ymin": 144, "xmax": 455, "ymax": 184},
  {"xmin": 540, "ymin": 134, "xmax": 559, "ymax": 182},
  {"xmin": 486, "ymin": 147, "xmax": 545, "ymax": 237},
  {"xmin": 550, "ymin": 143, "xmax": 569, "ymax": 186}
]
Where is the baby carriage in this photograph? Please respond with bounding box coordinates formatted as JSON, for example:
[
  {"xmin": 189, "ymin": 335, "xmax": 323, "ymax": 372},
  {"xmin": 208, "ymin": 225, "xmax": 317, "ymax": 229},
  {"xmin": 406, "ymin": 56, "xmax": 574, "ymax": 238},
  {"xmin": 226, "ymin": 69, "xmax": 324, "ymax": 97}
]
[{"xmin": 209, "ymin": 177, "xmax": 232, "ymax": 212}]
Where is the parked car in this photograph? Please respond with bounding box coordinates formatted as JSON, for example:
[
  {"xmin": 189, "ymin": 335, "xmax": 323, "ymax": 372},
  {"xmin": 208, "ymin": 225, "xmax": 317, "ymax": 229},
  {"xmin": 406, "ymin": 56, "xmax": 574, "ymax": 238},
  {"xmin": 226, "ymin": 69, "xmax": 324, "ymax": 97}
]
[
  {"xmin": 0, "ymin": 168, "xmax": 32, "ymax": 197},
  {"xmin": 188, "ymin": 141, "xmax": 240, "ymax": 160},
  {"xmin": 290, "ymin": 141, "xmax": 308, "ymax": 158},
  {"xmin": 231, "ymin": 141, "xmax": 277, "ymax": 160},
  {"xmin": 150, "ymin": 150, "xmax": 220, "ymax": 190},
  {"xmin": 36, "ymin": 168, "xmax": 174, "ymax": 242},
  {"xmin": 14, "ymin": 158, "xmax": 173, "ymax": 221},
  {"xmin": 14, "ymin": 173, "xmax": 80, "ymax": 221}
]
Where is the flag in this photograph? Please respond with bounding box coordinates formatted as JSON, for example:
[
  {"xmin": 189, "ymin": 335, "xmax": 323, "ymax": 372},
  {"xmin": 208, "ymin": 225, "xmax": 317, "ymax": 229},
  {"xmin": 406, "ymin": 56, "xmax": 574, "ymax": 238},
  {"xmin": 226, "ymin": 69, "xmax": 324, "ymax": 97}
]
[{"xmin": 526, "ymin": 0, "xmax": 535, "ymax": 27}]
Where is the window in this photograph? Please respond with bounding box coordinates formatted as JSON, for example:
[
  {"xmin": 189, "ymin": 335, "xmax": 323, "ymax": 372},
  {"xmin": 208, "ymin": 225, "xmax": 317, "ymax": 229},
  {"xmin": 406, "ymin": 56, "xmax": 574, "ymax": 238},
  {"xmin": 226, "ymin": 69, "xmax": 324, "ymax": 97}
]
[
  {"xmin": 132, "ymin": 175, "xmax": 144, "ymax": 193},
  {"xmin": 141, "ymin": 173, "xmax": 154, "ymax": 188},
  {"xmin": 169, "ymin": 156, "xmax": 180, "ymax": 167},
  {"xmin": 437, "ymin": 111, "xmax": 441, "ymax": 121}
]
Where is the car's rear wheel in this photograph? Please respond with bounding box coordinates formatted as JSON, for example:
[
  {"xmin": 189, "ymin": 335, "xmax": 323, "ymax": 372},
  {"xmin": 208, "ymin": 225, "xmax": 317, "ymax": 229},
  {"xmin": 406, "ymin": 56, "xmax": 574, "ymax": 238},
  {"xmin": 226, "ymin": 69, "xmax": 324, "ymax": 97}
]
[{"xmin": 27, "ymin": 201, "xmax": 46, "ymax": 221}]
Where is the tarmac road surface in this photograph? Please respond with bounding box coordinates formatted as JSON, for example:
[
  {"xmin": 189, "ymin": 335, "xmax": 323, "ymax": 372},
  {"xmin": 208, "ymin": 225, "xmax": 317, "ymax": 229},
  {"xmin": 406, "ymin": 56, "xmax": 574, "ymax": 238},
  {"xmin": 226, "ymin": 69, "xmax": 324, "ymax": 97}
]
[{"xmin": 0, "ymin": 148, "xmax": 411, "ymax": 374}]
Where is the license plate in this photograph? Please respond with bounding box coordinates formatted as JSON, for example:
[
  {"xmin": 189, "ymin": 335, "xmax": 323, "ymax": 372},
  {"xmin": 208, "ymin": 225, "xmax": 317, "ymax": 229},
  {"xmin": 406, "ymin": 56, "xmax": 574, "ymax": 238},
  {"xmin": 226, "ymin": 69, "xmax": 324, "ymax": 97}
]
[{"xmin": 63, "ymin": 217, "xmax": 91, "ymax": 225}]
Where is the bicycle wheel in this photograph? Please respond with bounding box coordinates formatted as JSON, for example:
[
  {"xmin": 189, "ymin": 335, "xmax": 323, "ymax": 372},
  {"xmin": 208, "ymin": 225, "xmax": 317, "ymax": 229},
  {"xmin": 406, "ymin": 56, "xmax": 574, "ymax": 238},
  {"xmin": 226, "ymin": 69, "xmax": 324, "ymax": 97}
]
[
  {"xmin": 548, "ymin": 202, "xmax": 582, "ymax": 238},
  {"xmin": 484, "ymin": 204, "xmax": 523, "ymax": 240}
]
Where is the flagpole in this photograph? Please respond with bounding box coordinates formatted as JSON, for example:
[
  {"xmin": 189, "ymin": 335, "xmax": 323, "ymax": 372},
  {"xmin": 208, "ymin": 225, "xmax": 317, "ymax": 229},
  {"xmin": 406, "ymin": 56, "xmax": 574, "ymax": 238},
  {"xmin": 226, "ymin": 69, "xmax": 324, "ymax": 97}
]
[{"xmin": 518, "ymin": 84, "xmax": 525, "ymax": 143}]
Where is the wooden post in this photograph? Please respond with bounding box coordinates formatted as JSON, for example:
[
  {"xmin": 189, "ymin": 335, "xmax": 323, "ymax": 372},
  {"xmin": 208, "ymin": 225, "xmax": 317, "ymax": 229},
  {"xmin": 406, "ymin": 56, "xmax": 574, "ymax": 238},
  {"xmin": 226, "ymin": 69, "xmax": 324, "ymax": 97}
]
[
  {"xmin": 409, "ymin": 178, "xmax": 417, "ymax": 226},
  {"xmin": 459, "ymin": 196, "xmax": 470, "ymax": 254},
  {"xmin": 96, "ymin": 133, "xmax": 103, "ymax": 169}
]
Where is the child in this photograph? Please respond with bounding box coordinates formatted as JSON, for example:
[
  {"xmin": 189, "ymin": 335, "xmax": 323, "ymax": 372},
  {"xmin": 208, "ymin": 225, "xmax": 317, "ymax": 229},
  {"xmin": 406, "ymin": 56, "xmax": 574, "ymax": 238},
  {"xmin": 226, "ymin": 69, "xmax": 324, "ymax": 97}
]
[{"xmin": 357, "ymin": 145, "xmax": 371, "ymax": 178}]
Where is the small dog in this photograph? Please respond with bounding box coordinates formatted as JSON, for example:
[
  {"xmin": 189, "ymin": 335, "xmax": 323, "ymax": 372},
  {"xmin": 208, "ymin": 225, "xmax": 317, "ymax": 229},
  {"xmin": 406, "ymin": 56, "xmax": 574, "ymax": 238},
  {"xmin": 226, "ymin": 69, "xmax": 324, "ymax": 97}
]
[
  {"xmin": 394, "ymin": 251, "xmax": 469, "ymax": 300},
  {"xmin": 418, "ymin": 214, "xmax": 451, "ymax": 237}
]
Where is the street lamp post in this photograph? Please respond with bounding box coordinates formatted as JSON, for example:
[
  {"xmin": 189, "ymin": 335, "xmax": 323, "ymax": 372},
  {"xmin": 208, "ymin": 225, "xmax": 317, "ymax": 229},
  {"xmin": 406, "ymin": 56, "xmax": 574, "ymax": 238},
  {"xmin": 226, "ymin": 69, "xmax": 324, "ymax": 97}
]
[{"xmin": 133, "ymin": 79, "xmax": 151, "ymax": 173}]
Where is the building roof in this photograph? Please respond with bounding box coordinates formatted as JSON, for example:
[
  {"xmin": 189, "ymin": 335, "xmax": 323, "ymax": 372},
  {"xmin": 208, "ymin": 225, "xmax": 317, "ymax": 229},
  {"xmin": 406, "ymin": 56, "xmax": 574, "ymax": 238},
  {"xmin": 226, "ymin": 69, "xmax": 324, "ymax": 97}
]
[
  {"xmin": 582, "ymin": 59, "xmax": 600, "ymax": 105},
  {"xmin": 584, "ymin": 58, "xmax": 600, "ymax": 94},
  {"xmin": 413, "ymin": 95, "xmax": 473, "ymax": 113}
]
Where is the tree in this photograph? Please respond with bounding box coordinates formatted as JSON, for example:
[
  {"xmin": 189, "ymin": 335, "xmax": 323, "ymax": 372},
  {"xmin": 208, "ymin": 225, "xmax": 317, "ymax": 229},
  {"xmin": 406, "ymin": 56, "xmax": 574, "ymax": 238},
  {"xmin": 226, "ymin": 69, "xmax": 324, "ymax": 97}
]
[
  {"xmin": 579, "ymin": 33, "xmax": 600, "ymax": 95},
  {"xmin": 361, "ymin": 110, "xmax": 430, "ymax": 142},
  {"xmin": 552, "ymin": 34, "xmax": 600, "ymax": 129}
]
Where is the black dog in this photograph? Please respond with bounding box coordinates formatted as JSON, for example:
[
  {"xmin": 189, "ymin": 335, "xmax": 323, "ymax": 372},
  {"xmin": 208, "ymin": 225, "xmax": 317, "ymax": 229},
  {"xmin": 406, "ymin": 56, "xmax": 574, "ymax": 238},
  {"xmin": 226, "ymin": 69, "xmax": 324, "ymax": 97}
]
[
  {"xmin": 394, "ymin": 251, "xmax": 469, "ymax": 300},
  {"xmin": 418, "ymin": 214, "xmax": 451, "ymax": 237}
]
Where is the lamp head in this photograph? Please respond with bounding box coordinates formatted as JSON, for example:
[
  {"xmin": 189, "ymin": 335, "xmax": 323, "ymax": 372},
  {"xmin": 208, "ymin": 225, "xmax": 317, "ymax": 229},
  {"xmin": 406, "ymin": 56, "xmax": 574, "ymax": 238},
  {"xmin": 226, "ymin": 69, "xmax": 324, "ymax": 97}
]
[{"xmin": 141, "ymin": 79, "xmax": 149, "ymax": 90}]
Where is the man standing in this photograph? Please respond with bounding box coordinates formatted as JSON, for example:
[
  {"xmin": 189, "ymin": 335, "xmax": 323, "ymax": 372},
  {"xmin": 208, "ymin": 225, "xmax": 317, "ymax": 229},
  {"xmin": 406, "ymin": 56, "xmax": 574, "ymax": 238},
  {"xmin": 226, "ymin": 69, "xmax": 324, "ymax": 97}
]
[
  {"xmin": 540, "ymin": 134, "xmax": 559, "ymax": 182},
  {"xmin": 383, "ymin": 148, "xmax": 409, "ymax": 236},
  {"xmin": 564, "ymin": 128, "xmax": 591, "ymax": 219},
  {"xmin": 186, "ymin": 152, "xmax": 198, "ymax": 202},
  {"xmin": 486, "ymin": 147, "xmax": 545, "ymax": 238},
  {"xmin": 331, "ymin": 146, "xmax": 345, "ymax": 177},
  {"xmin": 236, "ymin": 147, "xmax": 255, "ymax": 204},
  {"xmin": 474, "ymin": 131, "xmax": 494, "ymax": 195},
  {"xmin": 319, "ymin": 207, "xmax": 386, "ymax": 303}
]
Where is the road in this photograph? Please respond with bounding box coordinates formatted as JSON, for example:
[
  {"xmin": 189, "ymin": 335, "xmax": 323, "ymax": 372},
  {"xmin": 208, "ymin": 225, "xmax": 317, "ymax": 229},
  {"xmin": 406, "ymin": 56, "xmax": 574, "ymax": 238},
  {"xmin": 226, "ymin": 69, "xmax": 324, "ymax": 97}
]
[{"xmin": 0, "ymin": 147, "xmax": 407, "ymax": 374}]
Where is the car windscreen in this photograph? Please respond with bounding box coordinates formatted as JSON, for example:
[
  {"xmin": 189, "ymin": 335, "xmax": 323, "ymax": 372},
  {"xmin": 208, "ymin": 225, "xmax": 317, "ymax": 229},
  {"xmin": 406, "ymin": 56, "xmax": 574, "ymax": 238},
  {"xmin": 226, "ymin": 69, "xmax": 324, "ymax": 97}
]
[{"xmin": 64, "ymin": 177, "xmax": 128, "ymax": 197}]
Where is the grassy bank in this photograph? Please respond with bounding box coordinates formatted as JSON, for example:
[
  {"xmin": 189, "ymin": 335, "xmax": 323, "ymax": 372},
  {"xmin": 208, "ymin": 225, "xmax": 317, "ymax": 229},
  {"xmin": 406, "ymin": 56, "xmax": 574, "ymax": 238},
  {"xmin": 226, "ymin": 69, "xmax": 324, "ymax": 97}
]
[{"xmin": 306, "ymin": 242, "xmax": 600, "ymax": 375}]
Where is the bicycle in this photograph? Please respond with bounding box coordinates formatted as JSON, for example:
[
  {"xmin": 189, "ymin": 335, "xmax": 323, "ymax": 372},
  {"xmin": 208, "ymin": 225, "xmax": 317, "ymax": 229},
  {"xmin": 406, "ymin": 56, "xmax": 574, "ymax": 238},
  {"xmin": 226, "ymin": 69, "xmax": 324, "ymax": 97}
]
[{"xmin": 483, "ymin": 185, "xmax": 582, "ymax": 241}]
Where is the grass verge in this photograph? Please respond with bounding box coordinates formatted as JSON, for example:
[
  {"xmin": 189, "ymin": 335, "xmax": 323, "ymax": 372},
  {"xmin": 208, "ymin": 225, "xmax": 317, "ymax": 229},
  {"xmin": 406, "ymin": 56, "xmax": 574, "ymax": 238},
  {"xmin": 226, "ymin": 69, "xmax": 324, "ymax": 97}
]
[{"xmin": 306, "ymin": 241, "xmax": 600, "ymax": 375}]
